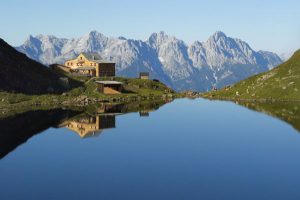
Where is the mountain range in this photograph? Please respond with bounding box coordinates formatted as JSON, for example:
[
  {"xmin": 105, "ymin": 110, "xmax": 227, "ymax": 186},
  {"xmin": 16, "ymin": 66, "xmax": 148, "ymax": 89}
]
[{"xmin": 16, "ymin": 31, "xmax": 282, "ymax": 91}]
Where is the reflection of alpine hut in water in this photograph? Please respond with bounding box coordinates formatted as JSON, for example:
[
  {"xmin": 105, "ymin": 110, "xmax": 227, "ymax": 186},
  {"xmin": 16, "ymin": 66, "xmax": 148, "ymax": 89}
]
[
  {"xmin": 139, "ymin": 111, "xmax": 150, "ymax": 117},
  {"xmin": 62, "ymin": 115, "xmax": 116, "ymax": 138},
  {"xmin": 95, "ymin": 81, "xmax": 123, "ymax": 94},
  {"xmin": 96, "ymin": 103, "xmax": 125, "ymax": 114}
]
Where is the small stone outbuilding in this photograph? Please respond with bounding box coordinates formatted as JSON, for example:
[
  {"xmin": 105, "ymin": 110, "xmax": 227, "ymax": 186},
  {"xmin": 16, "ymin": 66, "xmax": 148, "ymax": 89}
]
[
  {"xmin": 95, "ymin": 81, "xmax": 123, "ymax": 94},
  {"xmin": 139, "ymin": 72, "xmax": 149, "ymax": 80}
]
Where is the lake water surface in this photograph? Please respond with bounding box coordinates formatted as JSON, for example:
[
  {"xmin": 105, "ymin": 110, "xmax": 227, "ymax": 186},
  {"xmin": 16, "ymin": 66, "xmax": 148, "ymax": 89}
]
[{"xmin": 1, "ymin": 98, "xmax": 300, "ymax": 200}]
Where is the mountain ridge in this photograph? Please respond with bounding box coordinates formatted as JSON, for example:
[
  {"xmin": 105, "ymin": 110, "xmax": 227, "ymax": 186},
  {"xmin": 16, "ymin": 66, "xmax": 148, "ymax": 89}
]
[
  {"xmin": 204, "ymin": 49, "xmax": 300, "ymax": 100},
  {"xmin": 0, "ymin": 38, "xmax": 75, "ymax": 94},
  {"xmin": 16, "ymin": 31, "xmax": 282, "ymax": 91}
]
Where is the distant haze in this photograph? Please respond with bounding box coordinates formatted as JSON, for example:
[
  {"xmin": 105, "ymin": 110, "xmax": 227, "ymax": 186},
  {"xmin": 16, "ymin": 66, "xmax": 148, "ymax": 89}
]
[{"xmin": 0, "ymin": 0, "xmax": 299, "ymax": 55}]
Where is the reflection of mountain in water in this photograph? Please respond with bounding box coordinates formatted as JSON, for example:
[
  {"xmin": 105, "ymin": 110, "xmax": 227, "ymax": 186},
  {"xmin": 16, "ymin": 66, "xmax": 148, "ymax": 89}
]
[
  {"xmin": 237, "ymin": 101, "xmax": 300, "ymax": 132},
  {"xmin": 0, "ymin": 100, "xmax": 170, "ymax": 159}
]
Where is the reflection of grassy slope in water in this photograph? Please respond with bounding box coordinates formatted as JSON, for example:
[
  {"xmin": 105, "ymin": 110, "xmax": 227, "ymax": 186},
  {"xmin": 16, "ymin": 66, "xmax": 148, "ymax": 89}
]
[
  {"xmin": 0, "ymin": 100, "xmax": 171, "ymax": 159},
  {"xmin": 0, "ymin": 109, "xmax": 80, "ymax": 159},
  {"xmin": 82, "ymin": 100, "xmax": 171, "ymax": 116},
  {"xmin": 238, "ymin": 101, "xmax": 300, "ymax": 132}
]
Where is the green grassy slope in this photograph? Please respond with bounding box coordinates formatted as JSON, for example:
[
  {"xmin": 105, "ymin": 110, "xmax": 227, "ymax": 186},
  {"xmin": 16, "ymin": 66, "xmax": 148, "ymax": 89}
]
[
  {"xmin": 0, "ymin": 76, "xmax": 177, "ymax": 111},
  {"xmin": 66, "ymin": 76, "xmax": 175, "ymax": 99},
  {"xmin": 204, "ymin": 49, "xmax": 300, "ymax": 100}
]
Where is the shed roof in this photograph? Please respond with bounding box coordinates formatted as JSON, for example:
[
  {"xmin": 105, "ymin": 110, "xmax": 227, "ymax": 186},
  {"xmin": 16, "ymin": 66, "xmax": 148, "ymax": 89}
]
[
  {"xmin": 80, "ymin": 52, "xmax": 115, "ymax": 64},
  {"xmin": 95, "ymin": 81, "xmax": 124, "ymax": 85},
  {"xmin": 140, "ymin": 72, "xmax": 149, "ymax": 76}
]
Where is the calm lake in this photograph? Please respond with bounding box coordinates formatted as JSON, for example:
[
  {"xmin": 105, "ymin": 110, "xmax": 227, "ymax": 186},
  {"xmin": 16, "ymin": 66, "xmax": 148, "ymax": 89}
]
[{"xmin": 1, "ymin": 98, "xmax": 300, "ymax": 200}]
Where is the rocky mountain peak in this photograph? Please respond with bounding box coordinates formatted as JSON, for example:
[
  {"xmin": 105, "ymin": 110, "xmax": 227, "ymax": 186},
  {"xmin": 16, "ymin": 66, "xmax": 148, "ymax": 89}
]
[
  {"xmin": 88, "ymin": 30, "xmax": 105, "ymax": 38},
  {"xmin": 147, "ymin": 31, "xmax": 172, "ymax": 48},
  {"xmin": 205, "ymin": 31, "xmax": 234, "ymax": 52},
  {"xmin": 24, "ymin": 35, "xmax": 42, "ymax": 46},
  {"xmin": 210, "ymin": 31, "xmax": 227, "ymax": 41}
]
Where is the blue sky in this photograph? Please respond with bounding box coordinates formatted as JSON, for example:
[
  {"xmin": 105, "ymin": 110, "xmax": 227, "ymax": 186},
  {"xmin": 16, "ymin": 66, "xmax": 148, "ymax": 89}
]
[{"xmin": 0, "ymin": 0, "xmax": 299, "ymax": 55}]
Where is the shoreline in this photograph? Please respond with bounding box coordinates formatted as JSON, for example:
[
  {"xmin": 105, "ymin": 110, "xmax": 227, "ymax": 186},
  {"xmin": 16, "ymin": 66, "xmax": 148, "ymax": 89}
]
[
  {"xmin": 0, "ymin": 93, "xmax": 184, "ymax": 119},
  {"xmin": 201, "ymin": 95, "xmax": 300, "ymax": 103}
]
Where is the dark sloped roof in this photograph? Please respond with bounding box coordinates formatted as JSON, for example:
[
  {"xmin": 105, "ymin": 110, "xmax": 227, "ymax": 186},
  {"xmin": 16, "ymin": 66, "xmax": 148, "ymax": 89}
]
[
  {"xmin": 82, "ymin": 52, "xmax": 103, "ymax": 61},
  {"xmin": 75, "ymin": 52, "xmax": 115, "ymax": 64}
]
